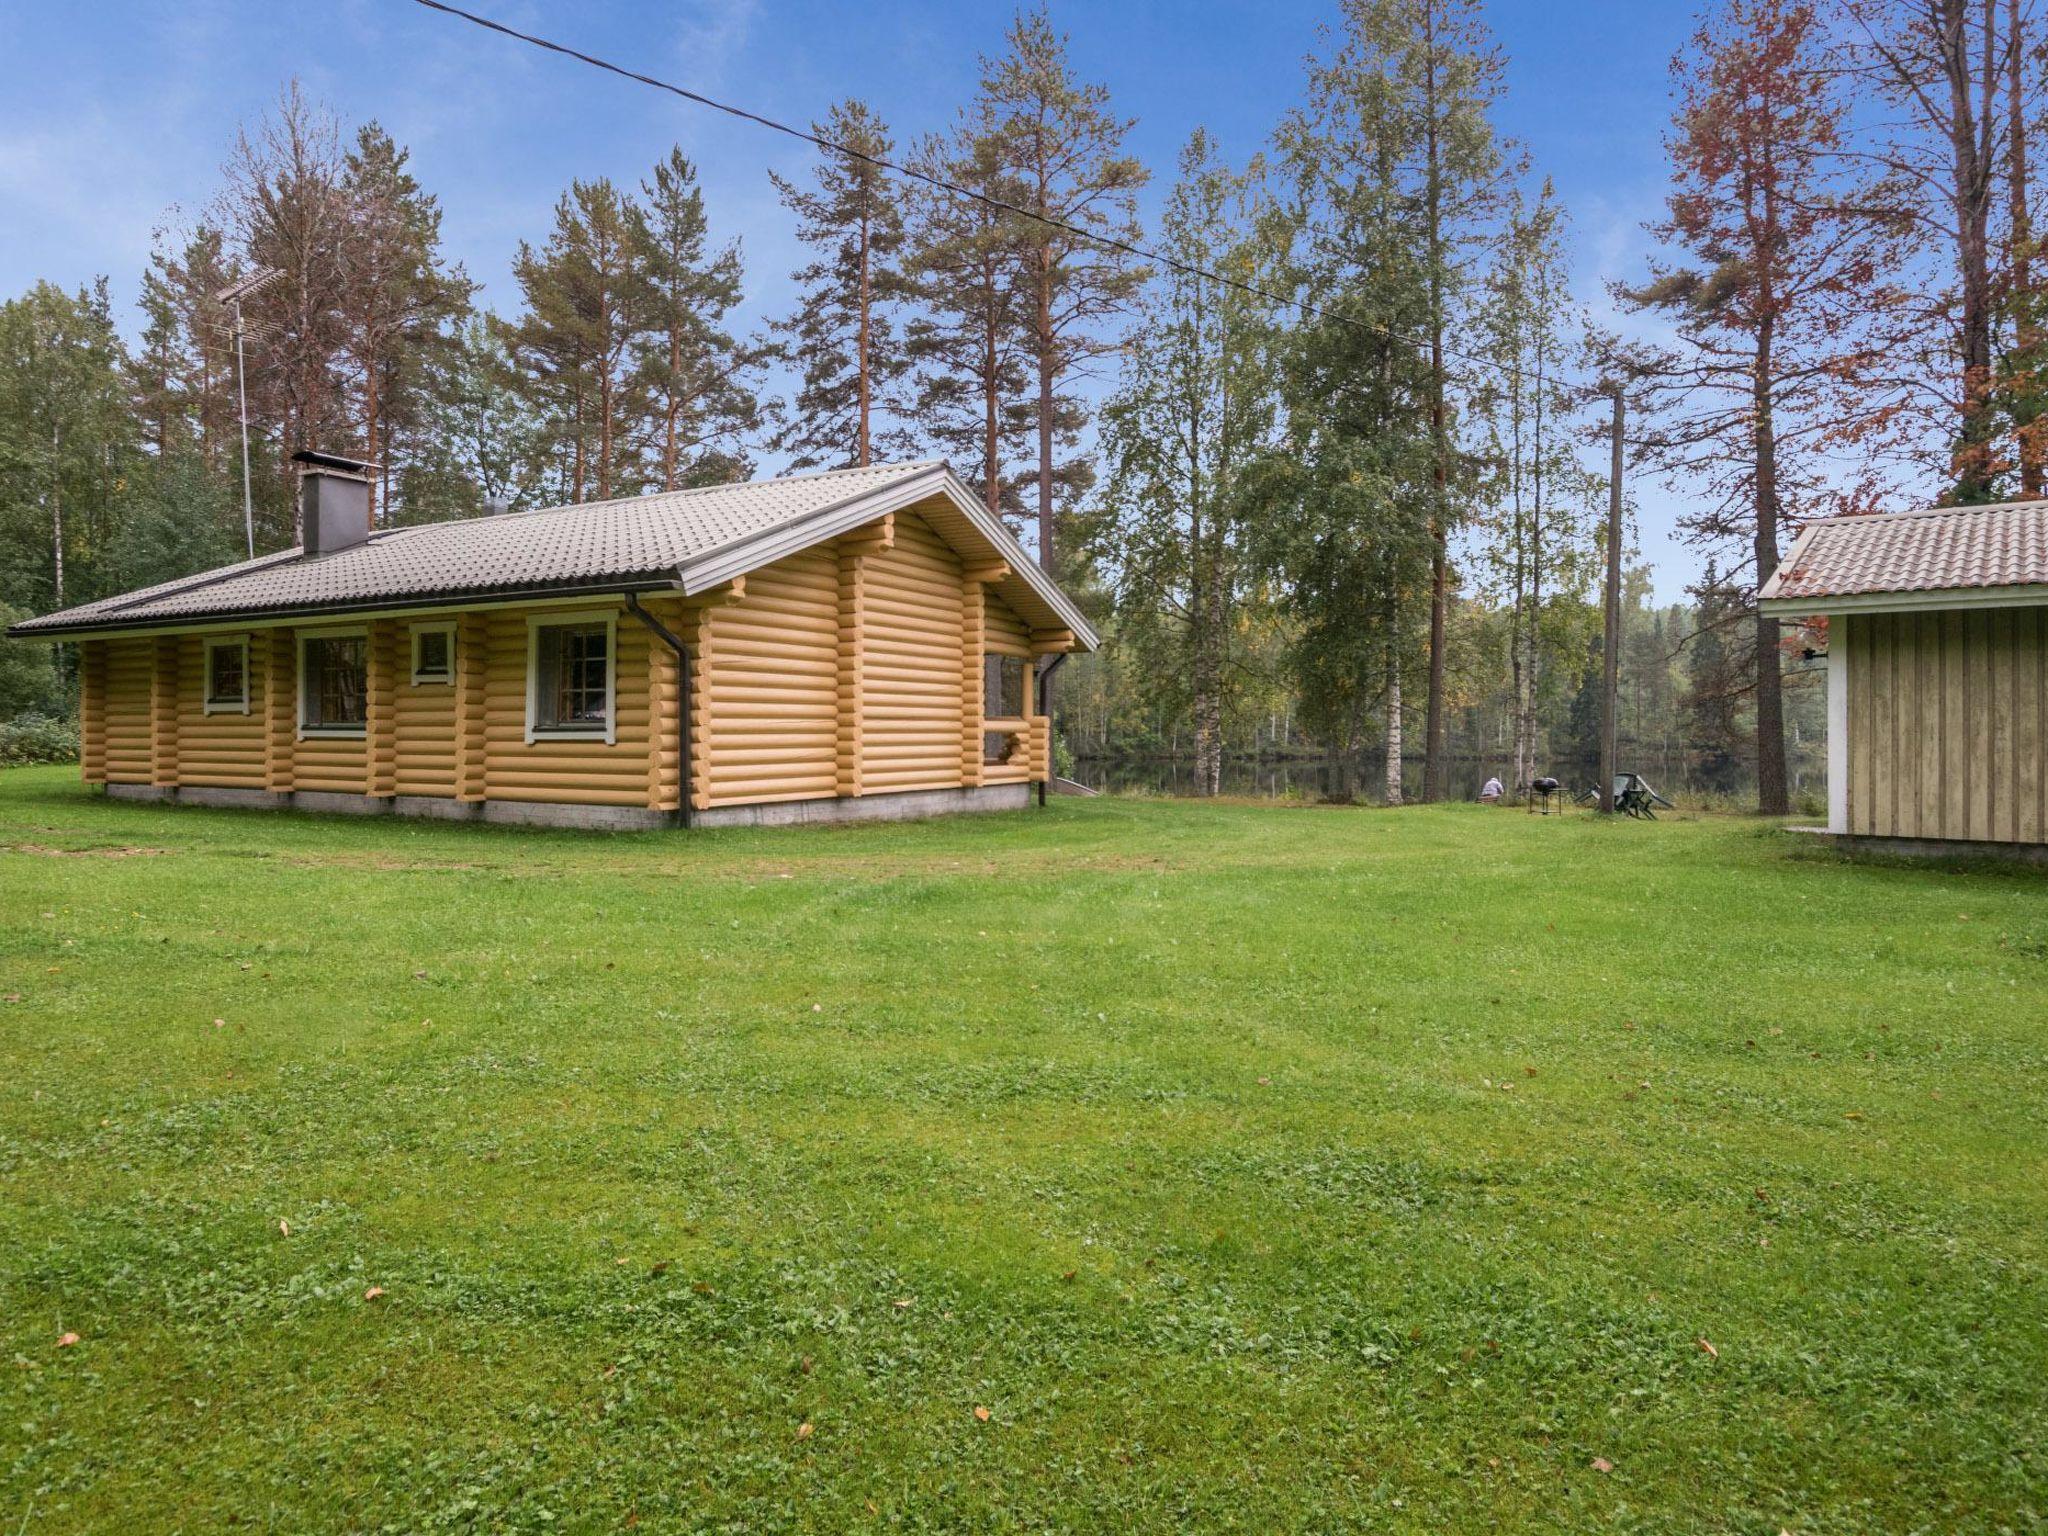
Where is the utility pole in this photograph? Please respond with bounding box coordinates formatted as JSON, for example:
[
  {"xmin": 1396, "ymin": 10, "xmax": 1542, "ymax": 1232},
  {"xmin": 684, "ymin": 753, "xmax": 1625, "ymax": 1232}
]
[
  {"xmin": 216, "ymin": 268, "xmax": 282, "ymax": 560},
  {"xmin": 1598, "ymin": 382, "xmax": 1624, "ymax": 814}
]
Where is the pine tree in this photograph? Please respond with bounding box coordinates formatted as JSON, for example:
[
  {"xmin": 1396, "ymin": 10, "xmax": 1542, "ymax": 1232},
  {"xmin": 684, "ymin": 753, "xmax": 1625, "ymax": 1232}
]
[
  {"xmin": 979, "ymin": 5, "xmax": 1148, "ymax": 578},
  {"xmin": 1253, "ymin": 5, "xmax": 1441, "ymax": 804},
  {"xmin": 337, "ymin": 123, "xmax": 474, "ymax": 522},
  {"xmin": 905, "ymin": 119, "xmax": 1034, "ymax": 517},
  {"xmin": 633, "ymin": 148, "xmax": 760, "ymax": 491},
  {"xmin": 1092, "ymin": 133, "xmax": 1276, "ymax": 796},
  {"xmin": 505, "ymin": 177, "xmax": 652, "ymax": 502},
  {"xmin": 1621, "ymin": 0, "xmax": 1908, "ymax": 814},
  {"xmin": 768, "ymin": 103, "xmax": 914, "ymax": 469}
]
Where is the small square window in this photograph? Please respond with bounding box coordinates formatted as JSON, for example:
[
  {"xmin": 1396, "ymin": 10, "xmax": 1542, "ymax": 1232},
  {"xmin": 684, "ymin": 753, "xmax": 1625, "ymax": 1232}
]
[
  {"xmin": 301, "ymin": 634, "xmax": 367, "ymax": 734},
  {"xmin": 411, "ymin": 625, "xmax": 453, "ymax": 685},
  {"xmin": 204, "ymin": 637, "xmax": 249, "ymax": 714}
]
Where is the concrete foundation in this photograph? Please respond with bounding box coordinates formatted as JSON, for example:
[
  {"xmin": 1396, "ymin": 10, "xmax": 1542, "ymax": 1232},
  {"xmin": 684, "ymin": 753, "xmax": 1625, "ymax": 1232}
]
[
  {"xmin": 103, "ymin": 780, "xmax": 1033, "ymax": 831},
  {"xmin": 1787, "ymin": 825, "xmax": 2048, "ymax": 867}
]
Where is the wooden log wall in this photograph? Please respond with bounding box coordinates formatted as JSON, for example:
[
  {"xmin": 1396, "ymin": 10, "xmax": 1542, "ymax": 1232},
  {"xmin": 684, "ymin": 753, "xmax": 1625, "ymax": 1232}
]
[
  {"xmin": 74, "ymin": 510, "xmax": 1064, "ymax": 815},
  {"xmin": 264, "ymin": 630, "xmax": 295, "ymax": 793},
  {"xmin": 78, "ymin": 640, "xmax": 107, "ymax": 783},
  {"xmin": 455, "ymin": 613, "xmax": 487, "ymax": 802},
  {"xmin": 395, "ymin": 623, "xmax": 457, "ymax": 798},
  {"xmin": 103, "ymin": 640, "xmax": 152, "ymax": 783},
  {"xmin": 1844, "ymin": 607, "xmax": 2047, "ymax": 844},
  {"xmin": 642, "ymin": 596, "xmax": 684, "ymax": 813},
  {"xmin": 173, "ymin": 634, "xmax": 264, "ymax": 789},
  {"xmin": 702, "ymin": 550, "xmax": 840, "ymax": 808},
  {"xmin": 858, "ymin": 513, "xmax": 969, "ymax": 795},
  {"xmin": 476, "ymin": 606, "xmax": 652, "ymax": 808},
  {"xmin": 366, "ymin": 620, "xmax": 399, "ymax": 799}
]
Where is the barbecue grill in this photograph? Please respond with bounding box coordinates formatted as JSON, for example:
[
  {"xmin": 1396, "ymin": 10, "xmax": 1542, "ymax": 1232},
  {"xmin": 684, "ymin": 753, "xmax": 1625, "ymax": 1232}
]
[{"xmin": 1529, "ymin": 776, "xmax": 1562, "ymax": 815}]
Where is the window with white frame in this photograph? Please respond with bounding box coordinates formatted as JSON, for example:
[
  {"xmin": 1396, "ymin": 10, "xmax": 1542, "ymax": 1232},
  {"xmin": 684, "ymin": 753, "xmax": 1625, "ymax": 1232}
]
[
  {"xmin": 411, "ymin": 622, "xmax": 454, "ymax": 685},
  {"xmin": 203, "ymin": 635, "xmax": 250, "ymax": 714},
  {"xmin": 299, "ymin": 632, "xmax": 367, "ymax": 735},
  {"xmin": 527, "ymin": 614, "xmax": 615, "ymax": 741}
]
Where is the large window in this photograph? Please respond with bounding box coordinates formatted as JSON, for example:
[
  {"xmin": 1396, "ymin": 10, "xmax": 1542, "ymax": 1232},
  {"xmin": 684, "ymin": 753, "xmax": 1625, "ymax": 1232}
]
[
  {"xmin": 203, "ymin": 636, "xmax": 249, "ymax": 714},
  {"xmin": 983, "ymin": 652, "xmax": 1028, "ymax": 764},
  {"xmin": 528, "ymin": 615, "xmax": 614, "ymax": 741},
  {"xmin": 300, "ymin": 633, "xmax": 367, "ymax": 735}
]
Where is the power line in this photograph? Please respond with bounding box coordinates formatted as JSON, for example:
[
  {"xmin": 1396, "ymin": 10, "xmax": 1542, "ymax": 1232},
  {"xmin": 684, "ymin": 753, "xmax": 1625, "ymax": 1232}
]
[{"xmin": 409, "ymin": 0, "xmax": 1600, "ymax": 400}]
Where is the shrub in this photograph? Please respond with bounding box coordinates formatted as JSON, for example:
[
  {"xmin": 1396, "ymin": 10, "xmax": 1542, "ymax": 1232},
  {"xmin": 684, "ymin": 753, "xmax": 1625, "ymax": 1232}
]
[{"xmin": 0, "ymin": 712, "xmax": 79, "ymax": 766}]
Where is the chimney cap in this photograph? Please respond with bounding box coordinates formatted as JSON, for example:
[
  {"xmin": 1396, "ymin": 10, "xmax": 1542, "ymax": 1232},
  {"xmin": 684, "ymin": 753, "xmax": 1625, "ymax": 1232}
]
[{"xmin": 291, "ymin": 449, "xmax": 380, "ymax": 479}]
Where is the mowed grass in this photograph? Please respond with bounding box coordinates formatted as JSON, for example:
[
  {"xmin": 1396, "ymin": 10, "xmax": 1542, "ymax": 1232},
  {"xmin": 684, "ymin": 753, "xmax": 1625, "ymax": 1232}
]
[{"xmin": 0, "ymin": 767, "xmax": 2044, "ymax": 1534}]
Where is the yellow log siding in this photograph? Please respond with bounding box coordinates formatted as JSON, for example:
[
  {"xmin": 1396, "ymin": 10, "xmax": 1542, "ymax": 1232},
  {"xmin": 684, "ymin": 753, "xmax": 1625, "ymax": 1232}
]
[
  {"xmin": 860, "ymin": 512, "xmax": 968, "ymax": 794},
  {"xmin": 482, "ymin": 605, "xmax": 651, "ymax": 807},
  {"xmin": 395, "ymin": 621, "xmax": 458, "ymax": 798},
  {"xmin": 78, "ymin": 640, "xmax": 106, "ymax": 783},
  {"xmin": 702, "ymin": 547, "xmax": 840, "ymax": 807},
  {"xmin": 104, "ymin": 639, "xmax": 153, "ymax": 783},
  {"xmin": 71, "ymin": 511, "xmax": 1063, "ymax": 817},
  {"xmin": 1843, "ymin": 607, "xmax": 2048, "ymax": 844},
  {"xmin": 172, "ymin": 633, "xmax": 265, "ymax": 789}
]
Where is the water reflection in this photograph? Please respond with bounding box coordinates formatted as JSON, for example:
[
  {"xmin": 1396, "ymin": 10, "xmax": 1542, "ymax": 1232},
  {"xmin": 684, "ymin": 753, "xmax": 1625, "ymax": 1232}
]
[{"xmin": 1074, "ymin": 755, "xmax": 1826, "ymax": 808}]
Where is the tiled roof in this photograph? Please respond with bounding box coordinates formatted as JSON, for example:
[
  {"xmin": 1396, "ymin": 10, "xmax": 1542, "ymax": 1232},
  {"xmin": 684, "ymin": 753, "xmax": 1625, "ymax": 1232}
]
[
  {"xmin": 1760, "ymin": 500, "xmax": 2048, "ymax": 607},
  {"xmin": 11, "ymin": 461, "xmax": 1065, "ymax": 638}
]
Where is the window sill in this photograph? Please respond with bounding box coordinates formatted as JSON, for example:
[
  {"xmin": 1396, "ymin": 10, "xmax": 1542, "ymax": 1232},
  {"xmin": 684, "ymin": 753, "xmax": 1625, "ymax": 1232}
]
[
  {"xmin": 409, "ymin": 675, "xmax": 453, "ymax": 688},
  {"xmin": 526, "ymin": 727, "xmax": 615, "ymax": 745},
  {"xmin": 298, "ymin": 726, "xmax": 366, "ymax": 740},
  {"xmin": 202, "ymin": 700, "xmax": 251, "ymax": 716}
]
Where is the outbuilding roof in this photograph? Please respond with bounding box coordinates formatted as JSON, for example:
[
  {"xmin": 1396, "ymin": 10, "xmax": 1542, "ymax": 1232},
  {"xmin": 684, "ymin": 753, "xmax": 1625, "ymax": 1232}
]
[
  {"xmin": 1759, "ymin": 500, "xmax": 2048, "ymax": 615},
  {"xmin": 8, "ymin": 460, "xmax": 1099, "ymax": 647}
]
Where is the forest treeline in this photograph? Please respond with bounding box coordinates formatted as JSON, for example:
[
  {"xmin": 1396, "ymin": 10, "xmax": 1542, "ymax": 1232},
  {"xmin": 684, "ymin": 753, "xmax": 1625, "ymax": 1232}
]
[{"xmin": 1, "ymin": 0, "xmax": 2041, "ymax": 807}]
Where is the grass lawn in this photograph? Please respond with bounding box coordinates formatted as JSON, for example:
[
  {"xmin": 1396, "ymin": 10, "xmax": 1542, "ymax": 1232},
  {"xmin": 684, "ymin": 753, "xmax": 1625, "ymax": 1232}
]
[{"xmin": 0, "ymin": 766, "xmax": 2044, "ymax": 1533}]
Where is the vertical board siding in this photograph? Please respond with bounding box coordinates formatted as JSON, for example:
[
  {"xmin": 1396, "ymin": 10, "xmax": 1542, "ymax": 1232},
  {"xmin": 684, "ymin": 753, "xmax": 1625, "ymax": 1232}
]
[
  {"xmin": 395, "ymin": 621, "xmax": 458, "ymax": 798},
  {"xmin": 860, "ymin": 513, "xmax": 967, "ymax": 793},
  {"xmin": 1845, "ymin": 606, "xmax": 2047, "ymax": 845},
  {"xmin": 703, "ymin": 549, "xmax": 840, "ymax": 807}
]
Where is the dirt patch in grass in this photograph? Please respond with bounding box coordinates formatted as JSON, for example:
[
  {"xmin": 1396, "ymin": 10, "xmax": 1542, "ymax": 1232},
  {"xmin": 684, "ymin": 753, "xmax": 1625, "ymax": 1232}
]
[{"xmin": 6, "ymin": 843, "xmax": 171, "ymax": 859}]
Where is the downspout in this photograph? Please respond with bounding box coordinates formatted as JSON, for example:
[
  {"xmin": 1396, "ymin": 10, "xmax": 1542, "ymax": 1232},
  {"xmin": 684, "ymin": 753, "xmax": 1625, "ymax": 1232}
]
[
  {"xmin": 1034, "ymin": 651, "xmax": 1069, "ymax": 808},
  {"xmin": 625, "ymin": 592, "xmax": 693, "ymax": 829}
]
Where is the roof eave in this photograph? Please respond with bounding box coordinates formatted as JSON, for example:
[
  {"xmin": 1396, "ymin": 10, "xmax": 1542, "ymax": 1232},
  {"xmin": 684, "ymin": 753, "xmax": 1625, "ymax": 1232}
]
[{"xmin": 1759, "ymin": 581, "xmax": 2048, "ymax": 618}]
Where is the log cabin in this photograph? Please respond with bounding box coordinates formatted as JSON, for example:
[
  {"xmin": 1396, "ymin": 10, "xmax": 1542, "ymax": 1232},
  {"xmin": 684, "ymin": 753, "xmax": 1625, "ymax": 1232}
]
[
  {"xmin": 7, "ymin": 455, "xmax": 1098, "ymax": 829},
  {"xmin": 1759, "ymin": 499, "xmax": 2047, "ymax": 860}
]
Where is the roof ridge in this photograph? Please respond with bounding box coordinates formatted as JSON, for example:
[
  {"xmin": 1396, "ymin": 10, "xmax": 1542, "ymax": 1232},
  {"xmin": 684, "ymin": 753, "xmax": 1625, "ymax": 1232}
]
[
  {"xmin": 480, "ymin": 459, "xmax": 944, "ymax": 526},
  {"xmin": 1803, "ymin": 498, "xmax": 2048, "ymax": 528}
]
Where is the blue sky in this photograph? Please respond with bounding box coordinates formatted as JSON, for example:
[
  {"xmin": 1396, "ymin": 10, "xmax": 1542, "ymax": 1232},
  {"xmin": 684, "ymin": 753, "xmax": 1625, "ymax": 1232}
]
[{"xmin": 0, "ymin": 0, "xmax": 1705, "ymax": 599}]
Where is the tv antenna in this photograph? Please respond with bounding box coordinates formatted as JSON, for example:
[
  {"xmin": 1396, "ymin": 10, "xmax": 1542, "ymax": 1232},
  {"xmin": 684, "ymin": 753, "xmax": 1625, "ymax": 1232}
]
[{"xmin": 216, "ymin": 267, "xmax": 282, "ymax": 559}]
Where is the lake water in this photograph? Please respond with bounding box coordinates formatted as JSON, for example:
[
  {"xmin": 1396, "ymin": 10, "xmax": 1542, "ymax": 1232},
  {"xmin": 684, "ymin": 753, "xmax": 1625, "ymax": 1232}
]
[{"xmin": 1074, "ymin": 755, "xmax": 1829, "ymax": 810}]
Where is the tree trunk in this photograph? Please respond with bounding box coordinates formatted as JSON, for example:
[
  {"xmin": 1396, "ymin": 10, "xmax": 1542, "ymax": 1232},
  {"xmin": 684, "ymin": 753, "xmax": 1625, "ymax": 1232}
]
[
  {"xmin": 1384, "ymin": 630, "xmax": 1404, "ymax": 808},
  {"xmin": 50, "ymin": 422, "xmax": 64, "ymax": 609},
  {"xmin": 1940, "ymin": 0, "xmax": 1998, "ymax": 500},
  {"xmin": 2011, "ymin": 0, "xmax": 2042, "ymax": 496},
  {"xmin": 857, "ymin": 204, "xmax": 873, "ymax": 468},
  {"xmin": 1753, "ymin": 318, "xmax": 1790, "ymax": 816}
]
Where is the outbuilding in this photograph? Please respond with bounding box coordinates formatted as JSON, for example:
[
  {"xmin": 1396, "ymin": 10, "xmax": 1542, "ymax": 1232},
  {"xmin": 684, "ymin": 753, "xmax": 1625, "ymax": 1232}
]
[
  {"xmin": 1759, "ymin": 499, "xmax": 2047, "ymax": 858},
  {"xmin": 8, "ymin": 456, "xmax": 1096, "ymax": 829}
]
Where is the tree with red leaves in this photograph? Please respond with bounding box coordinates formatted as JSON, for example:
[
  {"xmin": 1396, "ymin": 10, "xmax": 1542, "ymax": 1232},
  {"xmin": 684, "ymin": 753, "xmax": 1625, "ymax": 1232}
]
[{"xmin": 1619, "ymin": 0, "xmax": 1912, "ymax": 815}]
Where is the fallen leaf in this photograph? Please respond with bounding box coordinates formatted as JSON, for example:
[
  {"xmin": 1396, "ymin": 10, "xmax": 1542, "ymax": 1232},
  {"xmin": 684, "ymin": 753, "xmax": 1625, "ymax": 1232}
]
[
  {"xmin": 1591, "ymin": 1456, "xmax": 1613, "ymax": 1474},
  {"xmin": 212, "ymin": 1018, "xmax": 225, "ymax": 1029},
  {"xmin": 973, "ymin": 1406, "xmax": 991, "ymax": 1422},
  {"xmin": 892, "ymin": 1298, "xmax": 913, "ymax": 1311},
  {"xmin": 363, "ymin": 1286, "xmax": 385, "ymax": 1301},
  {"xmin": 691, "ymin": 1281, "xmax": 714, "ymax": 1295},
  {"xmin": 56, "ymin": 1332, "xmax": 79, "ymax": 1349},
  {"xmin": 1061, "ymin": 1270, "xmax": 1077, "ymax": 1283},
  {"xmin": 797, "ymin": 1422, "xmax": 814, "ymax": 1440},
  {"xmin": 649, "ymin": 1260, "xmax": 670, "ymax": 1276},
  {"xmin": 1697, "ymin": 1337, "xmax": 1719, "ymax": 1359},
  {"xmin": 279, "ymin": 1219, "xmax": 290, "ymax": 1237}
]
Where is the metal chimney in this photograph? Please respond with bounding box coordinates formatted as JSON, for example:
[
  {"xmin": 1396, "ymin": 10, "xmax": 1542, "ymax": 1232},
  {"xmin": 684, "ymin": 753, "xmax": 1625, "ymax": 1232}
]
[{"xmin": 293, "ymin": 451, "xmax": 378, "ymax": 557}]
